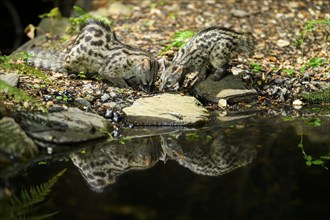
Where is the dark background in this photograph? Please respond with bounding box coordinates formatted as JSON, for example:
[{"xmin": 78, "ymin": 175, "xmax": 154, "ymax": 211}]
[{"xmin": 0, "ymin": 0, "xmax": 79, "ymax": 55}]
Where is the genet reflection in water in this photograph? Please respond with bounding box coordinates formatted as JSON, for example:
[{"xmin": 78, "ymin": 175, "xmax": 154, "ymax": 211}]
[
  {"xmin": 71, "ymin": 127, "xmax": 257, "ymax": 192},
  {"xmin": 70, "ymin": 137, "xmax": 161, "ymax": 192},
  {"xmin": 161, "ymin": 131, "xmax": 256, "ymax": 176}
]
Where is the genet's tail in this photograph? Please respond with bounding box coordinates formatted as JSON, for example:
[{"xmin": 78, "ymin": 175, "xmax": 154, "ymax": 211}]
[{"xmin": 27, "ymin": 48, "xmax": 67, "ymax": 73}]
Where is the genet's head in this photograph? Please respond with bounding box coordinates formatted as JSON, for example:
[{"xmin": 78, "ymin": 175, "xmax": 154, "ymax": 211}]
[
  {"xmin": 159, "ymin": 65, "xmax": 184, "ymax": 91},
  {"xmin": 133, "ymin": 58, "xmax": 158, "ymax": 93},
  {"xmin": 240, "ymin": 32, "xmax": 256, "ymax": 56}
]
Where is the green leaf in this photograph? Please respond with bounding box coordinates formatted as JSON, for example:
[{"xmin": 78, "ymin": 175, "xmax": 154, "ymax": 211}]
[
  {"xmin": 312, "ymin": 159, "xmax": 325, "ymax": 165},
  {"xmin": 2, "ymin": 169, "xmax": 67, "ymax": 219},
  {"xmin": 250, "ymin": 62, "xmax": 262, "ymax": 73},
  {"xmin": 0, "ymin": 80, "xmax": 36, "ymax": 102},
  {"xmin": 283, "ymin": 69, "xmax": 296, "ymax": 76},
  {"xmin": 73, "ymin": 5, "xmax": 87, "ymax": 16},
  {"xmin": 307, "ymin": 57, "xmax": 324, "ymax": 68},
  {"xmin": 39, "ymin": 7, "xmax": 62, "ymax": 19},
  {"xmin": 320, "ymin": 155, "xmax": 330, "ymax": 160},
  {"xmin": 161, "ymin": 30, "xmax": 196, "ymax": 53},
  {"xmin": 306, "ymin": 160, "xmax": 312, "ymax": 166}
]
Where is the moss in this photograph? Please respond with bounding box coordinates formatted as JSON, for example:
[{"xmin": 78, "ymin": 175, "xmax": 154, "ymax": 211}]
[{"xmin": 302, "ymin": 87, "xmax": 330, "ymax": 104}]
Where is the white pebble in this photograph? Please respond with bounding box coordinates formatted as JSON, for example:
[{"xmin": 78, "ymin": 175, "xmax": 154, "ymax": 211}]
[
  {"xmin": 218, "ymin": 99, "xmax": 228, "ymax": 108},
  {"xmin": 292, "ymin": 99, "xmax": 304, "ymax": 109},
  {"xmin": 277, "ymin": 39, "xmax": 290, "ymax": 47}
]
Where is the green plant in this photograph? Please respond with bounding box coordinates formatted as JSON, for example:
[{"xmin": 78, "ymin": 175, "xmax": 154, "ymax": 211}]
[
  {"xmin": 0, "ymin": 169, "xmax": 67, "ymax": 220},
  {"xmin": 39, "ymin": 7, "xmax": 62, "ymax": 19},
  {"xmin": 283, "ymin": 68, "xmax": 296, "ymax": 76},
  {"xmin": 66, "ymin": 6, "xmax": 112, "ymax": 34},
  {"xmin": 297, "ymin": 131, "xmax": 329, "ymax": 169},
  {"xmin": 250, "ymin": 62, "xmax": 263, "ymax": 73},
  {"xmin": 296, "ymin": 18, "xmax": 330, "ymax": 55},
  {"xmin": 0, "ymin": 80, "xmax": 36, "ymax": 103},
  {"xmin": 300, "ymin": 57, "xmax": 327, "ymax": 73},
  {"xmin": 161, "ymin": 30, "xmax": 196, "ymax": 54},
  {"xmin": 301, "ymin": 87, "xmax": 330, "ymax": 104},
  {"xmin": 0, "ymin": 53, "xmax": 54, "ymax": 86}
]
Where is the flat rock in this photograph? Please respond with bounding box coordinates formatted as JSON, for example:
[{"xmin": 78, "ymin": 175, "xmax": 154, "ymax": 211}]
[
  {"xmin": 123, "ymin": 93, "xmax": 210, "ymax": 126},
  {"xmin": 192, "ymin": 74, "xmax": 257, "ymax": 104},
  {"xmin": 19, "ymin": 108, "xmax": 112, "ymax": 144}
]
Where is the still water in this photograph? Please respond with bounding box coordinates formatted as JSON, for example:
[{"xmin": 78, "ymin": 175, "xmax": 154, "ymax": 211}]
[{"xmin": 1, "ymin": 115, "xmax": 329, "ymax": 220}]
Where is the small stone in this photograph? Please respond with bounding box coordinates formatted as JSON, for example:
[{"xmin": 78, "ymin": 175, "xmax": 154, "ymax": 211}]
[
  {"xmin": 292, "ymin": 99, "xmax": 304, "ymax": 109},
  {"xmin": 0, "ymin": 73, "xmax": 19, "ymax": 87},
  {"xmin": 109, "ymin": 91, "xmax": 117, "ymax": 98},
  {"xmin": 101, "ymin": 93, "xmax": 110, "ymax": 102},
  {"xmin": 231, "ymin": 67, "xmax": 246, "ymax": 75},
  {"xmin": 231, "ymin": 9, "xmax": 250, "ymax": 17},
  {"xmin": 74, "ymin": 98, "xmax": 91, "ymax": 108},
  {"xmin": 276, "ymin": 39, "xmax": 290, "ymax": 47},
  {"xmin": 218, "ymin": 99, "xmax": 228, "ymax": 108},
  {"xmin": 85, "ymin": 94, "xmax": 94, "ymax": 102},
  {"xmin": 102, "ymin": 102, "xmax": 117, "ymax": 109}
]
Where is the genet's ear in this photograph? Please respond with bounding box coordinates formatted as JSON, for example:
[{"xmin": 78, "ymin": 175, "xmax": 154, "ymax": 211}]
[{"xmin": 139, "ymin": 58, "xmax": 151, "ymax": 71}]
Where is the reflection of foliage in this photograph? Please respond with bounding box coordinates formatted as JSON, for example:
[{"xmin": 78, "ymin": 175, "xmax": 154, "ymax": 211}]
[
  {"xmin": 0, "ymin": 169, "xmax": 67, "ymax": 220},
  {"xmin": 297, "ymin": 131, "xmax": 329, "ymax": 170}
]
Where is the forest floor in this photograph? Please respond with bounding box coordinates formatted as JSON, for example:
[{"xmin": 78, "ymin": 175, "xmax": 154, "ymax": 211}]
[{"xmin": 0, "ymin": 0, "xmax": 329, "ymax": 117}]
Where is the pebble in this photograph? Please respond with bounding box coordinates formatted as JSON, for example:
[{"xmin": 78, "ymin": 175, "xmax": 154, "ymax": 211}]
[
  {"xmin": 292, "ymin": 99, "xmax": 304, "ymax": 109},
  {"xmin": 218, "ymin": 99, "xmax": 228, "ymax": 108},
  {"xmin": 230, "ymin": 9, "xmax": 250, "ymax": 17},
  {"xmin": 101, "ymin": 93, "xmax": 110, "ymax": 102},
  {"xmin": 276, "ymin": 39, "xmax": 290, "ymax": 47},
  {"xmin": 75, "ymin": 98, "xmax": 91, "ymax": 108},
  {"xmin": 0, "ymin": 73, "xmax": 19, "ymax": 87}
]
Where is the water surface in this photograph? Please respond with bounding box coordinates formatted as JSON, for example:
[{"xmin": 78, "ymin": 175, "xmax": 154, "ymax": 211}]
[{"xmin": 1, "ymin": 115, "xmax": 329, "ymax": 220}]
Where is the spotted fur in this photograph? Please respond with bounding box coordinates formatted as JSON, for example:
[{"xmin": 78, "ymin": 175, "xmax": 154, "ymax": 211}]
[
  {"xmin": 27, "ymin": 20, "xmax": 159, "ymax": 92},
  {"xmin": 159, "ymin": 27, "xmax": 256, "ymax": 91}
]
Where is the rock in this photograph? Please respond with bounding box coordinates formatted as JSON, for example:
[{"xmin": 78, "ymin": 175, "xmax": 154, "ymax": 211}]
[
  {"xmin": 0, "ymin": 73, "xmax": 19, "ymax": 87},
  {"xmin": 19, "ymin": 108, "xmax": 112, "ymax": 144},
  {"xmin": 74, "ymin": 98, "xmax": 91, "ymax": 108},
  {"xmin": 0, "ymin": 117, "xmax": 38, "ymax": 162},
  {"xmin": 292, "ymin": 99, "xmax": 304, "ymax": 109},
  {"xmin": 218, "ymin": 99, "xmax": 228, "ymax": 108},
  {"xmin": 230, "ymin": 9, "xmax": 250, "ymax": 17},
  {"xmin": 123, "ymin": 93, "xmax": 210, "ymax": 126},
  {"xmin": 192, "ymin": 74, "xmax": 257, "ymax": 104},
  {"xmin": 108, "ymin": 2, "xmax": 133, "ymax": 16},
  {"xmin": 276, "ymin": 39, "xmax": 290, "ymax": 47},
  {"xmin": 101, "ymin": 93, "xmax": 110, "ymax": 102}
]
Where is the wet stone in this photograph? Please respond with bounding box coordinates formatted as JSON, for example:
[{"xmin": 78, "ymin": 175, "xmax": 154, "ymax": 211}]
[
  {"xmin": 192, "ymin": 74, "xmax": 257, "ymax": 104},
  {"xmin": 19, "ymin": 108, "xmax": 112, "ymax": 144},
  {"xmin": 0, "ymin": 117, "xmax": 38, "ymax": 162},
  {"xmin": 123, "ymin": 93, "xmax": 210, "ymax": 126}
]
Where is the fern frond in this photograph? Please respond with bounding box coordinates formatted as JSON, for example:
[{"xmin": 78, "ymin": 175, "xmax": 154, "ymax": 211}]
[
  {"xmin": 0, "ymin": 80, "xmax": 36, "ymax": 102},
  {"xmin": 16, "ymin": 211, "xmax": 58, "ymax": 220},
  {"xmin": 2, "ymin": 169, "xmax": 67, "ymax": 219}
]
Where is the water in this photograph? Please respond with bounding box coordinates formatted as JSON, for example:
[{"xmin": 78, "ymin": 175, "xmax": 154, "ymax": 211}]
[{"xmin": 1, "ymin": 115, "xmax": 329, "ymax": 220}]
